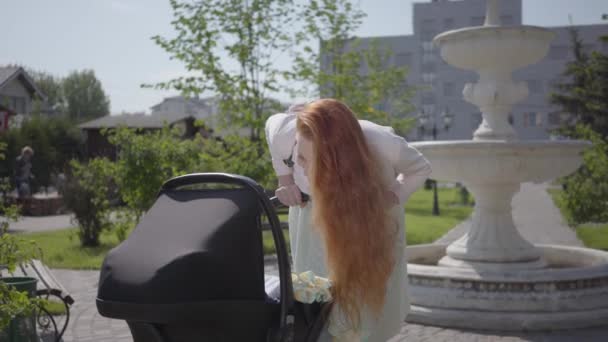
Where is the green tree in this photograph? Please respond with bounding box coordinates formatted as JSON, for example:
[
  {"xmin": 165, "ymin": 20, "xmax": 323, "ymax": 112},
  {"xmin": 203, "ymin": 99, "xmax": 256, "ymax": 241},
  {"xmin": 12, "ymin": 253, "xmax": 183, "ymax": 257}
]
[
  {"xmin": 150, "ymin": 0, "xmax": 296, "ymax": 140},
  {"xmin": 289, "ymin": 0, "xmax": 415, "ymax": 135},
  {"xmin": 29, "ymin": 70, "xmax": 65, "ymax": 116},
  {"xmin": 551, "ymin": 25, "xmax": 608, "ymax": 225},
  {"xmin": 63, "ymin": 70, "xmax": 110, "ymax": 122},
  {"xmin": 557, "ymin": 125, "xmax": 608, "ymax": 225},
  {"xmin": 551, "ymin": 28, "xmax": 608, "ymax": 139},
  {"xmin": 106, "ymin": 126, "xmax": 204, "ymax": 219}
]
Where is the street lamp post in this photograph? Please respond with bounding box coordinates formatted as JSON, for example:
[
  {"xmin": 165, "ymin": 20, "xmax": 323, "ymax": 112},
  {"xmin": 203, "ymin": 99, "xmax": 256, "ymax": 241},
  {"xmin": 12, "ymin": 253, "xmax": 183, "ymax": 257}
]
[{"xmin": 418, "ymin": 108, "xmax": 453, "ymax": 216}]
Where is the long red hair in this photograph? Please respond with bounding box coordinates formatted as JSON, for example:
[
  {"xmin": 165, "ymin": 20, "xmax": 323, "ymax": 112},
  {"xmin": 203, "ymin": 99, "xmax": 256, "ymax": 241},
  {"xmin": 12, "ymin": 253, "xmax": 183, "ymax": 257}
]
[{"xmin": 296, "ymin": 99, "xmax": 395, "ymax": 326}]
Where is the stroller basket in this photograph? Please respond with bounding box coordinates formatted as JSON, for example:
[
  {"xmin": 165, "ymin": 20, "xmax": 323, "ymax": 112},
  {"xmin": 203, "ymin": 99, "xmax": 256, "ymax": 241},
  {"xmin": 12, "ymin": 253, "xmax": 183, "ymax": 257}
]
[{"xmin": 96, "ymin": 173, "xmax": 329, "ymax": 342}]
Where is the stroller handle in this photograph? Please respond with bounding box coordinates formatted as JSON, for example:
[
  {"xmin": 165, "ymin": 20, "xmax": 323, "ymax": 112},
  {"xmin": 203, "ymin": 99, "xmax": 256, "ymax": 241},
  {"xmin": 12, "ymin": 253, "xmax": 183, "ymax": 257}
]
[
  {"xmin": 162, "ymin": 172, "xmax": 264, "ymax": 191},
  {"xmin": 160, "ymin": 173, "xmax": 296, "ymax": 335},
  {"xmin": 270, "ymin": 192, "xmax": 310, "ymax": 208}
]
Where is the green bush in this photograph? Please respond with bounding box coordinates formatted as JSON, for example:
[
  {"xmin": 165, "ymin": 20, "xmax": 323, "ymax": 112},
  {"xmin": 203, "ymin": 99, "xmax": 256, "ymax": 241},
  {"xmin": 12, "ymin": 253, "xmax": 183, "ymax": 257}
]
[
  {"xmin": 62, "ymin": 158, "xmax": 114, "ymax": 247},
  {"xmin": 198, "ymin": 134, "xmax": 276, "ymax": 190},
  {"xmin": 560, "ymin": 125, "xmax": 608, "ymax": 225},
  {"xmin": 106, "ymin": 126, "xmax": 204, "ymax": 219}
]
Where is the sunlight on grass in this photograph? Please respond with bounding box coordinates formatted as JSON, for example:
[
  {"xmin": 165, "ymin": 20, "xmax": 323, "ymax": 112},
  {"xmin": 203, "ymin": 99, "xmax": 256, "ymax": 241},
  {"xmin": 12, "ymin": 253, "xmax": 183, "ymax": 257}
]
[{"xmin": 24, "ymin": 228, "xmax": 120, "ymax": 269}]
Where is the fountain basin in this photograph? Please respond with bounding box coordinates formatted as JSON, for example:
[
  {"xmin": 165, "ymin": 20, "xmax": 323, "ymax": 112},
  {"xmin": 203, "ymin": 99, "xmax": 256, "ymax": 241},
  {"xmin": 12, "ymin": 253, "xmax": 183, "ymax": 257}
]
[
  {"xmin": 411, "ymin": 140, "xmax": 590, "ymax": 184},
  {"xmin": 434, "ymin": 26, "xmax": 555, "ymax": 72},
  {"xmin": 406, "ymin": 244, "xmax": 608, "ymax": 330}
]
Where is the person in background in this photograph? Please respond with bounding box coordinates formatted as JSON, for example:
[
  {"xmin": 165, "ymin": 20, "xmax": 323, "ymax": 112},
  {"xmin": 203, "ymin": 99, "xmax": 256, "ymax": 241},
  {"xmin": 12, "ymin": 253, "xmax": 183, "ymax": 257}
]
[{"xmin": 15, "ymin": 146, "xmax": 34, "ymax": 199}]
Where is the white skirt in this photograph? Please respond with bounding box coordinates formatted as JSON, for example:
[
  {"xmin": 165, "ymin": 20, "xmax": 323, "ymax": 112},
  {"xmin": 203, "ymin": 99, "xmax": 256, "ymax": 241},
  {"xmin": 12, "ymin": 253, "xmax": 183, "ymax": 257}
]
[{"xmin": 284, "ymin": 203, "xmax": 411, "ymax": 342}]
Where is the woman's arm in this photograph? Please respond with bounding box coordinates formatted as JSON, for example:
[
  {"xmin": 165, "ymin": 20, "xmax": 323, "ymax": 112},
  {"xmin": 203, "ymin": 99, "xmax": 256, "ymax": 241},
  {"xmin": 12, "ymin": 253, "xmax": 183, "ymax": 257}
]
[
  {"xmin": 265, "ymin": 113, "xmax": 296, "ymax": 177},
  {"xmin": 265, "ymin": 113, "xmax": 303, "ymax": 206},
  {"xmin": 389, "ymin": 137, "xmax": 432, "ymax": 205}
]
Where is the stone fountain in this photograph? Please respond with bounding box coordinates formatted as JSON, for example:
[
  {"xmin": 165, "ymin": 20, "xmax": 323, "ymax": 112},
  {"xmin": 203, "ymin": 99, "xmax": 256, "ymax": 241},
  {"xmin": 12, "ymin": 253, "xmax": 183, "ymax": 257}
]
[{"xmin": 405, "ymin": 0, "xmax": 608, "ymax": 331}]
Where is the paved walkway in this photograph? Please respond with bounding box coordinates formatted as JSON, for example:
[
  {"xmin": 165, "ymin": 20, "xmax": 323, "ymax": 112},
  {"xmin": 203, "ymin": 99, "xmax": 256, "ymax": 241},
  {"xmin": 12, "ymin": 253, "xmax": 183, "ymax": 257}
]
[
  {"xmin": 5, "ymin": 214, "xmax": 73, "ymax": 234},
  {"xmin": 33, "ymin": 182, "xmax": 608, "ymax": 340}
]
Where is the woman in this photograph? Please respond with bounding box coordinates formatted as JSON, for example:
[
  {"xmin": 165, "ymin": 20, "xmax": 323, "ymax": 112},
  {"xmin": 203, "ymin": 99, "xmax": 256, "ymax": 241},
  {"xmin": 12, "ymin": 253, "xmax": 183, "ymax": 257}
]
[{"xmin": 265, "ymin": 99, "xmax": 431, "ymax": 341}]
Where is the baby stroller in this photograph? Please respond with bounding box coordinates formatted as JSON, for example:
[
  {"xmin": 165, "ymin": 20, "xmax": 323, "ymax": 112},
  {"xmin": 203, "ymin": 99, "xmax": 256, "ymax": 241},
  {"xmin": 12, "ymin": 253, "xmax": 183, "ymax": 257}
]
[{"xmin": 96, "ymin": 173, "xmax": 331, "ymax": 342}]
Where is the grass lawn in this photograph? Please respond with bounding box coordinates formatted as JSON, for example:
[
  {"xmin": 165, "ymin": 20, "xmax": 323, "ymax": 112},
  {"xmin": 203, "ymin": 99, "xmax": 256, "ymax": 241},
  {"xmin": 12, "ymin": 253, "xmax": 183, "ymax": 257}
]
[
  {"xmin": 24, "ymin": 228, "xmax": 121, "ymax": 270},
  {"xmin": 548, "ymin": 188, "xmax": 608, "ymax": 251},
  {"xmin": 25, "ymin": 187, "xmax": 473, "ymax": 270},
  {"xmin": 404, "ymin": 187, "xmax": 473, "ymax": 245},
  {"xmin": 41, "ymin": 299, "xmax": 68, "ymax": 315}
]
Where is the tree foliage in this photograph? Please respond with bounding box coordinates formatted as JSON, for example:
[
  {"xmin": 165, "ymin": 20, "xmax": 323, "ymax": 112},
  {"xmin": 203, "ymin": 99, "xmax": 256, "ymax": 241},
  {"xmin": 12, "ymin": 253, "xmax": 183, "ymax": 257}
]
[
  {"xmin": 551, "ymin": 28, "xmax": 608, "ymax": 139},
  {"xmin": 289, "ymin": 0, "xmax": 416, "ymax": 135},
  {"xmin": 63, "ymin": 158, "xmax": 115, "ymax": 247},
  {"xmin": 149, "ymin": 0, "xmax": 294, "ymax": 139},
  {"xmin": 551, "ymin": 27, "xmax": 608, "ymax": 226},
  {"xmin": 106, "ymin": 126, "xmax": 204, "ymax": 219},
  {"xmin": 0, "ymin": 115, "xmax": 83, "ymax": 190},
  {"xmin": 63, "ymin": 69, "xmax": 110, "ymax": 122}
]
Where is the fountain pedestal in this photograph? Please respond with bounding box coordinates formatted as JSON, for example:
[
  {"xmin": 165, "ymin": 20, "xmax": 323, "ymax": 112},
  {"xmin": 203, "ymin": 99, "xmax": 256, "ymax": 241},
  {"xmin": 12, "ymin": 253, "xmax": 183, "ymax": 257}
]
[{"xmin": 439, "ymin": 182, "xmax": 546, "ymax": 270}]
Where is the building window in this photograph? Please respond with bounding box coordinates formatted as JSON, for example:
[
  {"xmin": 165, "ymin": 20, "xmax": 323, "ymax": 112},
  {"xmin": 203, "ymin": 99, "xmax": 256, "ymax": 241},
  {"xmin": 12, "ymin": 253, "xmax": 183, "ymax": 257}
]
[
  {"xmin": 471, "ymin": 112, "xmax": 482, "ymax": 128},
  {"xmin": 443, "ymin": 82, "xmax": 454, "ymax": 96},
  {"xmin": 422, "ymin": 62, "xmax": 436, "ymax": 73},
  {"xmin": 422, "ymin": 92, "xmax": 435, "ymax": 105},
  {"xmin": 395, "ymin": 53, "xmax": 412, "ymax": 67},
  {"xmin": 422, "ymin": 73, "xmax": 436, "ymax": 84},
  {"xmin": 421, "ymin": 30, "xmax": 435, "ymax": 41},
  {"xmin": 421, "ymin": 19, "xmax": 435, "ymax": 31},
  {"xmin": 546, "ymin": 79, "xmax": 559, "ymax": 92},
  {"xmin": 422, "ymin": 105, "xmax": 435, "ymax": 115},
  {"xmin": 583, "ymin": 44, "xmax": 596, "ymax": 54},
  {"xmin": 523, "ymin": 112, "xmax": 542, "ymax": 127},
  {"xmin": 548, "ymin": 112, "xmax": 561, "ymax": 126},
  {"xmin": 443, "ymin": 18, "xmax": 455, "ymax": 30},
  {"xmin": 10, "ymin": 97, "xmax": 18, "ymax": 111},
  {"xmin": 422, "ymin": 53, "xmax": 435, "ymax": 64},
  {"xmin": 527, "ymin": 80, "xmax": 543, "ymax": 94},
  {"xmin": 548, "ymin": 111, "xmax": 572, "ymax": 126},
  {"xmin": 9, "ymin": 96, "xmax": 26, "ymax": 114},
  {"xmin": 549, "ymin": 46, "xmax": 569, "ymax": 60},
  {"xmin": 17, "ymin": 97, "xmax": 26, "ymax": 113},
  {"xmin": 470, "ymin": 16, "xmax": 485, "ymax": 26},
  {"xmin": 500, "ymin": 15, "xmax": 514, "ymax": 25}
]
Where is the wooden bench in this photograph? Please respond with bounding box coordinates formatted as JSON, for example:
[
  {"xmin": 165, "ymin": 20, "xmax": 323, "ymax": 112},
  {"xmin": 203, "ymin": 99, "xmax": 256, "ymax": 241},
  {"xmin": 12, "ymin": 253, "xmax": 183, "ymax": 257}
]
[{"xmin": 1, "ymin": 259, "xmax": 74, "ymax": 342}]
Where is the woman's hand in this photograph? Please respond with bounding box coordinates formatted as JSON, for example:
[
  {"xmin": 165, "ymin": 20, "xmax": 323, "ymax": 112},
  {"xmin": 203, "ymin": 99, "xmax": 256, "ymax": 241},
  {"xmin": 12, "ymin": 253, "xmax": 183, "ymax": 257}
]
[{"xmin": 275, "ymin": 184, "xmax": 305, "ymax": 207}]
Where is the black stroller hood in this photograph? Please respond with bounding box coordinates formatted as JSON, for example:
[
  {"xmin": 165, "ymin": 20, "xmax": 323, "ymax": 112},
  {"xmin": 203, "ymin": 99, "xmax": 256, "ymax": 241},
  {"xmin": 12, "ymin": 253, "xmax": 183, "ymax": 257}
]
[
  {"xmin": 96, "ymin": 173, "xmax": 297, "ymax": 341},
  {"xmin": 98, "ymin": 187, "xmax": 266, "ymax": 303}
]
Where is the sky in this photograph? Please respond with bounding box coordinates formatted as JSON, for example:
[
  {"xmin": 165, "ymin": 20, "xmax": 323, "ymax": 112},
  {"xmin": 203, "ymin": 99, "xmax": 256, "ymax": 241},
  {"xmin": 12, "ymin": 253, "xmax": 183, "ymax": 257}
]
[{"xmin": 1, "ymin": 0, "xmax": 606, "ymax": 114}]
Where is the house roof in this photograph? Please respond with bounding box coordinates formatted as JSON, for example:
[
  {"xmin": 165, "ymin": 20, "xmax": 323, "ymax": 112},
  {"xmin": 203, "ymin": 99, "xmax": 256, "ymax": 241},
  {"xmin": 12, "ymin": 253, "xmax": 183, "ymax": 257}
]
[
  {"xmin": 79, "ymin": 112, "xmax": 193, "ymax": 130},
  {"xmin": 149, "ymin": 95, "xmax": 216, "ymax": 112},
  {"xmin": 0, "ymin": 66, "xmax": 47, "ymax": 101}
]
